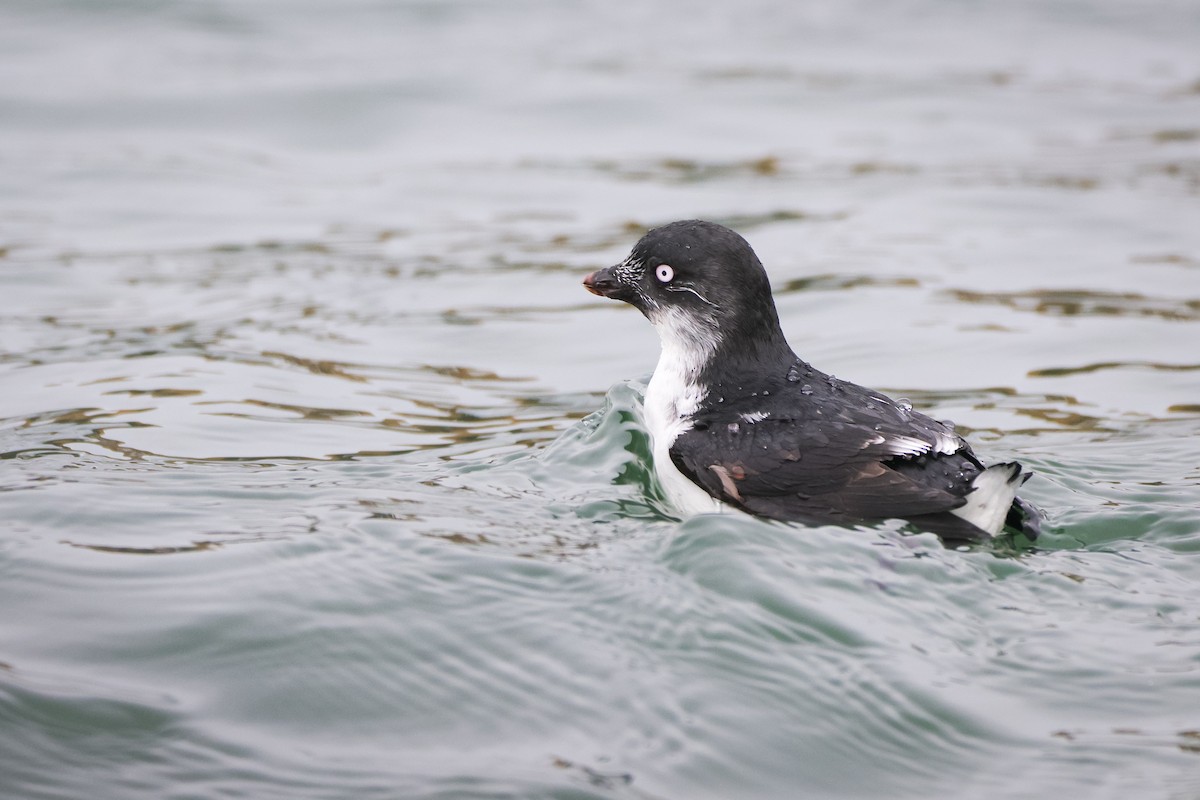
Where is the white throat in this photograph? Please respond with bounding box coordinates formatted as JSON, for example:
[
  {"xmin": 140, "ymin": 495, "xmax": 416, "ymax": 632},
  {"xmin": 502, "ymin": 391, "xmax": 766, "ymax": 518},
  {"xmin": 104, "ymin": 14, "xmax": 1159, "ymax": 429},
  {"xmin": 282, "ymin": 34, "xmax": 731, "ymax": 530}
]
[
  {"xmin": 643, "ymin": 306, "xmax": 717, "ymax": 431},
  {"xmin": 642, "ymin": 306, "xmax": 725, "ymax": 515}
]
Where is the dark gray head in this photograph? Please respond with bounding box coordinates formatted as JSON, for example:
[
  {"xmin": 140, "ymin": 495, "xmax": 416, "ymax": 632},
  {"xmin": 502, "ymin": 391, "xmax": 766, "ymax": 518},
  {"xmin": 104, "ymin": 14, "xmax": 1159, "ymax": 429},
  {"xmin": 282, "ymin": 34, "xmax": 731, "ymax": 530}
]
[{"xmin": 584, "ymin": 220, "xmax": 792, "ymax": 370}]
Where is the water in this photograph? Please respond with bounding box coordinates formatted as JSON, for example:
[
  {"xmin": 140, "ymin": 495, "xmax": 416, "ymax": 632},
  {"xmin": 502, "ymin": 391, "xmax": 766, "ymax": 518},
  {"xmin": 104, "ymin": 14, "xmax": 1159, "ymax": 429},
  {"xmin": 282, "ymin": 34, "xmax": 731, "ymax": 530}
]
[{"xmin": 2, "ymin": 1, "xmax": 1200, "ymax": 798}]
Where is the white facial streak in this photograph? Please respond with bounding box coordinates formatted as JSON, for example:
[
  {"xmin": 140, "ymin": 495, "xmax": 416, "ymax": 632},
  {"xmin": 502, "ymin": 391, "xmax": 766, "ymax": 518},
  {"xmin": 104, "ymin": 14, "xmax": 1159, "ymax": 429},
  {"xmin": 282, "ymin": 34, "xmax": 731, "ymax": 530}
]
[{"xmin": 665, "ymin": 283, "xmax": 719, "ymax": 308}]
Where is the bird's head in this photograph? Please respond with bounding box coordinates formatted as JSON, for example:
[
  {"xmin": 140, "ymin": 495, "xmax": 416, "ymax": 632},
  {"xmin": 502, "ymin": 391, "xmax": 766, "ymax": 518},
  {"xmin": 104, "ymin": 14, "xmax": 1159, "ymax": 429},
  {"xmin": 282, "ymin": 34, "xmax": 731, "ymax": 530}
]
[{"xmin": 584, "ymin": 220, "xmax": 790, "ymax": 368}]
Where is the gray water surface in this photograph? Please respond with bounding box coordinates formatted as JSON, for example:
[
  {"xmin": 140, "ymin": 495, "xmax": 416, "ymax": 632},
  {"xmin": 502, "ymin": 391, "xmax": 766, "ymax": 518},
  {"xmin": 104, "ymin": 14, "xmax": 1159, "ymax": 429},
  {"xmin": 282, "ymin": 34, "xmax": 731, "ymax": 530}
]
[{"xmin": 3, "ymin": 2, "xmax": 1200, "ymax": 798}]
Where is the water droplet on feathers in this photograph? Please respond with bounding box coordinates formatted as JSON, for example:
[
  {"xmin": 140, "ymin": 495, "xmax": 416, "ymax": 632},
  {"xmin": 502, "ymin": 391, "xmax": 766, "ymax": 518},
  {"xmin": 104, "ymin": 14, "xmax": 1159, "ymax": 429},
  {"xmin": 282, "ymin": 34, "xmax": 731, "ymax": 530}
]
[{"xmin": 786, "ymin": 361, "xmax": 811, "ymax": 382}]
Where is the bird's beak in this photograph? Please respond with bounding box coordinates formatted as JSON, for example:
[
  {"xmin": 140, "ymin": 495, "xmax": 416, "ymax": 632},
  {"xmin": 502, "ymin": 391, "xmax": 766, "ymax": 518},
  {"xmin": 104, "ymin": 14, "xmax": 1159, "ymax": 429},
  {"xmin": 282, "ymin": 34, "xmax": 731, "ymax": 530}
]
[{"xmin": 582, "ymin": 265, "xmax": 629, "ymax": 300}]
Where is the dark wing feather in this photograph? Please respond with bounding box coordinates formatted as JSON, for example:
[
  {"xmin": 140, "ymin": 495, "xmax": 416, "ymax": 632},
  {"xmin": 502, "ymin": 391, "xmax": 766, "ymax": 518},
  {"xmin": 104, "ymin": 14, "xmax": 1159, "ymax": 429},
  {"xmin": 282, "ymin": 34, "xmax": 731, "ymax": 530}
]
[
  {"xmin": 670, "ymin": 417, "xmax": 960, "ymax": 518},
  {"xmin": 668, "ymin": 377, "xmax": 989, "ymax": 536}
]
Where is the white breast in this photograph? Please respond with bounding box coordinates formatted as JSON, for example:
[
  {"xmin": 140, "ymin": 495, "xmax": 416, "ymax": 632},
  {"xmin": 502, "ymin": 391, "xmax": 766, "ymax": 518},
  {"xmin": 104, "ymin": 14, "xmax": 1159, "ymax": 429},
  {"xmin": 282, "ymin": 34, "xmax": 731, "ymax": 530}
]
[
  {"xmin": 643, "ymin": 387, "xmax": 726, "ymax": 516},
  {"xmin": 642, "ymin": 307, "xmax": 727, "ymax": 516}
]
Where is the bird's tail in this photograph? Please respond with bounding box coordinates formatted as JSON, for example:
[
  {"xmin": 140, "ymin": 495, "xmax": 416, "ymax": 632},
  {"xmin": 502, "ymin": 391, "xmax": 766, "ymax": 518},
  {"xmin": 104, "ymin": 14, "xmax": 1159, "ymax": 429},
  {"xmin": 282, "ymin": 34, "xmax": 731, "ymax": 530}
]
[{"xmin": 950, "ymin": 462, "xmax": 1024, "ymax": 536}]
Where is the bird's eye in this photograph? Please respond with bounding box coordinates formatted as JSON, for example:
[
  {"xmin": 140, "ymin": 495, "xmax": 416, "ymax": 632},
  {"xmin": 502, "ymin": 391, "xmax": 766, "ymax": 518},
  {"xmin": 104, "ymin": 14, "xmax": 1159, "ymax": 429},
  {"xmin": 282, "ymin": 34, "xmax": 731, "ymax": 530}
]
[{"xmin": 655, "ymin": 264, "xmax": 674, "ymax": 283}]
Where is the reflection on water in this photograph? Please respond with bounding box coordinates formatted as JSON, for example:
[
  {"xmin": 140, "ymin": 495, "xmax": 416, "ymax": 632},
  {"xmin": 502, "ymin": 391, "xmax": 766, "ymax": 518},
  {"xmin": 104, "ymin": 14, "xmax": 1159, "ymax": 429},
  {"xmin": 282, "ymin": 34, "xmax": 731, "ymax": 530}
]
[
  {"xmin": 2, "ymin": 0, "xmax": 1200, "ymax": 798},
  {"xmin": 1028, "ymin": 360, "xmax": 1200, "ymax": 377},
  {"xmin": 951, "ymin": 288, "xmax": 1200, "ymax": 321}
]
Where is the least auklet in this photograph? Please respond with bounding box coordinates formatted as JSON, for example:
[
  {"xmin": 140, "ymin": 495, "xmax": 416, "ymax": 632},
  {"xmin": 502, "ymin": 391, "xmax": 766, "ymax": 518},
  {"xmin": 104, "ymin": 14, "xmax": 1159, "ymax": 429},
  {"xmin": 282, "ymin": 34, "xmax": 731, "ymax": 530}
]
[{"xmin": 583, "ymin": 219, "xmax": 1041, "ymax": 542}]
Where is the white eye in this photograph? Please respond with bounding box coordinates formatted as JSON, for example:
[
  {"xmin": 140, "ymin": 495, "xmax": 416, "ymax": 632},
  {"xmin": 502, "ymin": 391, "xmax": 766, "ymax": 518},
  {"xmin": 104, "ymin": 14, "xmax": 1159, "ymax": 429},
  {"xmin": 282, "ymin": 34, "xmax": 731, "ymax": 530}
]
[{"xmin": 655, "ymin": 264, "xmax": 674, "ymax": 283}]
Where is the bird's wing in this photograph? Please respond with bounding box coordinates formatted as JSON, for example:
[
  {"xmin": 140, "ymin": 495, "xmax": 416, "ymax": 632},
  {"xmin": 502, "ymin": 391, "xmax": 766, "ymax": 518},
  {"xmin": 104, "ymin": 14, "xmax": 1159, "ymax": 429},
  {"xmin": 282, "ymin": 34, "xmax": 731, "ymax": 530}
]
[{"xmin": 668, "ymin": 409, "xmax": 973, "ymax": 524}]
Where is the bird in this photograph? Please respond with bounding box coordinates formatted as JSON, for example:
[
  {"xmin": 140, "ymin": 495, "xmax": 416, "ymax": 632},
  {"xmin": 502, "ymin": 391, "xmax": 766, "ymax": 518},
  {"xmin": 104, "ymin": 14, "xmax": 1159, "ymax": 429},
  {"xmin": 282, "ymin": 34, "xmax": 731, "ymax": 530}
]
[{"xmin": 583, "ymin": 219, "xmax": 1041, "ymax": 542}]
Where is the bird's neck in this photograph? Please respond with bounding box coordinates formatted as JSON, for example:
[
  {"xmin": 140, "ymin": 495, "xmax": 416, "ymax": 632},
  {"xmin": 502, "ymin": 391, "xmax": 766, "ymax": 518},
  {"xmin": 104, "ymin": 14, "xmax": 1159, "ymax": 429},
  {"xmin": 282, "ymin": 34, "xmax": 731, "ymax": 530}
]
[
  {"xmin": 646, "ymin": 326, "xmax": 798, "ymax": 428},
  {"xmin": 645, "ymin": 332, "xmax": 709, "ymax": 429},
  {"xmin": 700, "ymin": 328, "xmax": 797, "ymax": 399}
]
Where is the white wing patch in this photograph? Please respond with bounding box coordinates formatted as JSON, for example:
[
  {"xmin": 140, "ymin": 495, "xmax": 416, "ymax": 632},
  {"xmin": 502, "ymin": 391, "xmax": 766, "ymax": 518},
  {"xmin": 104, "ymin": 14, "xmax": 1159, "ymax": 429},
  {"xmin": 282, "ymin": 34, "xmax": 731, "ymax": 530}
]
[
  {"xmin": 878, "ymin": 434, "xmax": 933, "ymax": 457},
  {"xmin": 873, "ymin": 429, "xmax": 961, "ymax": 457},
  {"xmin": 740, "ymin": 411, "xmax": 770, "ymax": 423},
  {"xmin": 929, "ymin": 430, "xmax": 962, "ymax": 455}
]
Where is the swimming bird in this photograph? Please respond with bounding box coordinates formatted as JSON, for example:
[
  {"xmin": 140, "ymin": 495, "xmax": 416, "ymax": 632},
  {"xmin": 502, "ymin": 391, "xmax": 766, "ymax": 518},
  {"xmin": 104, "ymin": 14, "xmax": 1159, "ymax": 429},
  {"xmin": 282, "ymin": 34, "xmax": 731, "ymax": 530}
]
[{"xmin": 583, "ymin": 220, "xmax": 1041, "ymax": 542}]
